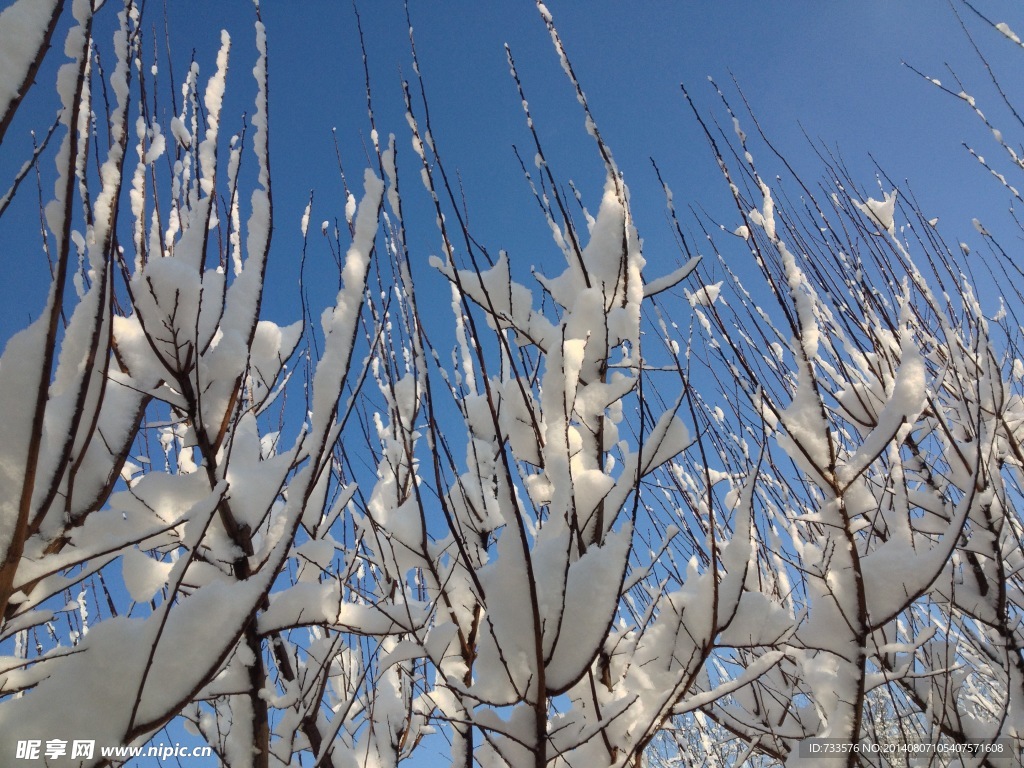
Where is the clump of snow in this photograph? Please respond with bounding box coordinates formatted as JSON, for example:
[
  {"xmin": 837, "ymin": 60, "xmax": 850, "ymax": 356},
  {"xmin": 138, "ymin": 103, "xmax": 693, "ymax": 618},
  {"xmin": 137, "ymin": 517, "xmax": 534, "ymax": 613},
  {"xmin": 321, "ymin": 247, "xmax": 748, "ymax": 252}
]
[
  {"xmin": 996, "ymin": 21, "xmax": 1022, "ymax": 45},
  {"xmin": 122, "ymin": 547, "xmax": 172, "ymax": 603},
  {"xmin": 686, "ymin": 281, "xmax": 723, "ymax": 308},
  {"xmin": 853, "ymin": 190, "xmax": 897, "ymax": 235}
]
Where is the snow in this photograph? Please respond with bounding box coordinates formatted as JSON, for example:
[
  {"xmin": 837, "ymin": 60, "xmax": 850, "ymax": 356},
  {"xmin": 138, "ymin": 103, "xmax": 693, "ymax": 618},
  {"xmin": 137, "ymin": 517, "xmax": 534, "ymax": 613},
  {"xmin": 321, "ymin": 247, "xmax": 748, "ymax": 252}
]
[
  {"xmin": 197, "ymin": 31, "xmax": 231, "ymax": 197},
  {"xmin": 0, "ymin": 0, "xmax": 61, "ymax": 137},
  {"xmin": 169, "ymin": 115, "xmax": 191, "ymax": 148},
  {"xmin": 309, "ymin": 169, "xmax": 384, "ymax": 439},
  {"xmin": 755, "ymin": 180, "xmax": 776, "ymax": 239},
  {"xmin": 0, "ymin": 313, "xmax": 51, "ymax": 568},
  {"xmin": 436, "ymin": 251, "xmax": 558, "ymax": 352},
  {"xmin": 839, "ymin": 309, "xmax": 927, "ymax": 486},
  {"xmin": 686, "ymin": 281, "xmax": 723, "ymax": 307},
  {"xmin": 344, "ymin": 192, "xmax": 357, "ymax": 225},
  {"xmin": 472, "ymin": 527, "xmax": 539, "ymax": 704},
  {"xmin": 643, "ymin": 255, "xmax": 700, "ymax": 297},
  {"xmin": 853, "ymin": 190, "xmax": 897, "ymax": 236},
  {"xmin": 121, "ymin": 548, "xmax": 173, "ymax": 604},
  {"xmin": 259, "ymin": 582, "xmax": 428, "ymax": 635},
  {"xmin": 542, "ymin": 526, "xmax": 631, "ymax": 692},
  {"xmin": 996, "ymin": 21, "xmax": 1022, "ymax": 46},
  {"xmin": 0, "ymin": 573, "xmax": 271, "ymax": 760}
]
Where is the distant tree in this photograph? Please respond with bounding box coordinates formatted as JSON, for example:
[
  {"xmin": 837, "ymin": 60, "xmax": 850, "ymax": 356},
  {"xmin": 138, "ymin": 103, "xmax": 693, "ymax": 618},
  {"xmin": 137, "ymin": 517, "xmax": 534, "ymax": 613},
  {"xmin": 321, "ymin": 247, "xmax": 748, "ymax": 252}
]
[{"xmin": 0, "ymin": 1, "xmax": 1021, "ymax": 768}]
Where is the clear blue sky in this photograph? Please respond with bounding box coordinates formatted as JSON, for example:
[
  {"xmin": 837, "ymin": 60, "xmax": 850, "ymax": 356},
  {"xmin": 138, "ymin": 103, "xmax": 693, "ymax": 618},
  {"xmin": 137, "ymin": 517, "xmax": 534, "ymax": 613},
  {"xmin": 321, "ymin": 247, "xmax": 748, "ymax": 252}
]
[
  {"xmin": 1, "ymin": 1, "xmax": 1022, "ymax": 341},
  {"xmin": 259, "ymin": 1, "xmax": 1024, "ymax": 326}
]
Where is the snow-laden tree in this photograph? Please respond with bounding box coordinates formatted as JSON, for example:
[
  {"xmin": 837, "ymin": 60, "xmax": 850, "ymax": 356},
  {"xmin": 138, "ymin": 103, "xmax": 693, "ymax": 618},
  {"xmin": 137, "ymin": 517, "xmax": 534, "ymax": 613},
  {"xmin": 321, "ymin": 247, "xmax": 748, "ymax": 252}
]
[
  {"xmin": 651, "ymin": 63, "xmax": 1024, "ymax": 764},
  {"xmin": 0, "ymin": 1, "xmax": 1022, "ymax": 767},
  {"xmin": 0, "ymin": 2, "xmax": 411, "ymax": 765}
]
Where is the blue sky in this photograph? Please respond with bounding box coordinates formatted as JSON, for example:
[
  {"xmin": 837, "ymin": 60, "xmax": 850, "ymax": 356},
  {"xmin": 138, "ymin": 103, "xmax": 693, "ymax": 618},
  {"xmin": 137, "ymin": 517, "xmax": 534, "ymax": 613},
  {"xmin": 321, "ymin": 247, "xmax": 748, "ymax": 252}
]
[
  {"xmin": 3, "ymin": 1, "xmax": 1022, "ymax": 342},
  {"xmin": 252, "ymin": 1, "xmax": 1024, "ymax": 325}
]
